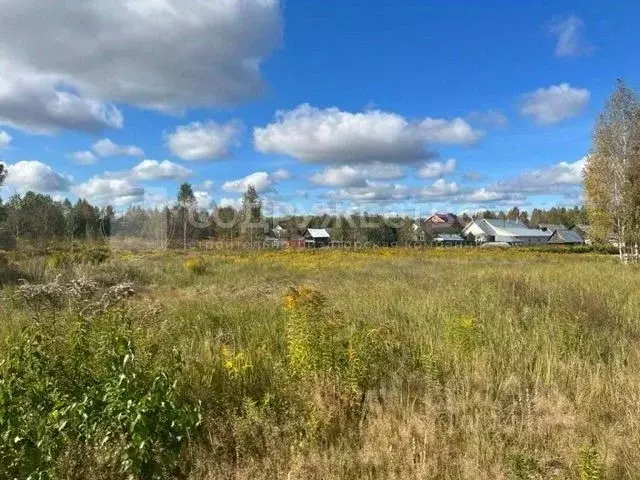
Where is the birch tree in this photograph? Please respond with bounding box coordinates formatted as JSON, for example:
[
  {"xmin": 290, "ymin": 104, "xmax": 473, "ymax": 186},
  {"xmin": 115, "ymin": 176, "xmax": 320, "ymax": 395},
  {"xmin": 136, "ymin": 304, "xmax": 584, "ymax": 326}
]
[{"xmin": 584, "ymin": 80, "xmax": 640, "ymax": 262}]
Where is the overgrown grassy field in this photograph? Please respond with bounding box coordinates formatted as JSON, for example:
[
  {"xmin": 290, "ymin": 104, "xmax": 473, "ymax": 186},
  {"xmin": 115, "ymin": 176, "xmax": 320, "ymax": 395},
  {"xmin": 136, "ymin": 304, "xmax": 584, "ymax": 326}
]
[{"xmin": 1, "ymin": 247, "xmax": 639, "ymax": 479}]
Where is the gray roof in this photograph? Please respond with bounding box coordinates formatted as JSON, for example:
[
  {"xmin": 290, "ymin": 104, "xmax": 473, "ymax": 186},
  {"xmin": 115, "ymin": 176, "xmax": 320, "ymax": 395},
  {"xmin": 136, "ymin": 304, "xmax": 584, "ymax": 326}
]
[
  {"xmin": 549, "ymin": 229, "xmax": 585, "ymax": 244},
  {"xmin": 537, "ymin": 224, "xmax": 565, "ymax": 232},
  {"xmin": 305, "ymin": 228, "xmax": 330, "ymax": 238},
  {"xmin": 570, "ymin": 224, "xmax": 591, "ymax": 234},
  {"xmin": 483, "ymin": 219, "xmax": 525, "ymax": 229},
  {"xmin": 482, "ymin": 219, "xmax": 549, "ymax": 237}
]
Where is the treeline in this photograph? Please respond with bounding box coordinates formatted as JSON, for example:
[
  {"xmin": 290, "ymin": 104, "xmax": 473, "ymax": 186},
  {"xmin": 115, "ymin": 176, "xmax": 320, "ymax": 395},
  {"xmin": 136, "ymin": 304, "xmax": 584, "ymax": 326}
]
[
  {"xmin": 0, "ymin": 193, "xmax": 107, "ymax": 249},
  {"xmin": 0, "ymin": 185, "xmax": 588, "ymax": 249},
  {"xmin": 460, "ymin": 205, "xmax": 588, "ymax": 228}
]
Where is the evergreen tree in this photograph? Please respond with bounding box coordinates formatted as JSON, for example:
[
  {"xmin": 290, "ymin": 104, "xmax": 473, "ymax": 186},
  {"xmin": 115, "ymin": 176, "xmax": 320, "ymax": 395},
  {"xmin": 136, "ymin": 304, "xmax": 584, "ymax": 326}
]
[
  {"xmin": 177, "ymin": 183, "xmax": 196, "ymax": 250},
  {"xmin": 241, "ymin": 185, "xmax": 264, "ymax": 245}
]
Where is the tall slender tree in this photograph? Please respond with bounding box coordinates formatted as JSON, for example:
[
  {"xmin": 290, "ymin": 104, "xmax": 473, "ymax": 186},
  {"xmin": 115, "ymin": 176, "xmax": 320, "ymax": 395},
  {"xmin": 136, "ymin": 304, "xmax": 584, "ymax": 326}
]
[
  {"xmin": 507, "ymin": 206, "xmax": 520, "ymax": 222},
  {"xmin": 177, "ymin": 183, "xmax": 196, "ymax": 250},
  {"xmin": 100, "ymin": 205, "xmax": 115, "ymax": 239},
  {"xmin": 241, "ymin": 185, "xmax": 263, "ymax": 246},
  {"xmin": 584, "ymin": 80, "xmax": 640, "ymax": 262}
]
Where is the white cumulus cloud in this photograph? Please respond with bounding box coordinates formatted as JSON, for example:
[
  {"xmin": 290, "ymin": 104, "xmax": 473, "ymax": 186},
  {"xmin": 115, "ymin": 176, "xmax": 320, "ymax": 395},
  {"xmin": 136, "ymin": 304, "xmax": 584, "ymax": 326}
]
[
  {"xmin": 73, "ymin": 176, "xmax": 144, "ymax": 205},
  {"xmin": 165, "ymin": 120, "xmax": 243, "ymax": 161},
  {"xmin": 0, "ymin": 130, "xmax": 12, "ymax": 149},
  {"xmin": 418, "ymin": 117, "xmax": 482, "ymax": 145},
  {"xmin": 71, "ymin": 158, "xmax": 193, "ymax": 204},
  {"xmin": 254, "ymin": 104, "xmax": 482, "ymax": 164},
  {"xmin": 310, "ymin": 163, "xmax": 404, "ymax": 187},
  {"xmin": 194, "ymin": 190, "xmax": 213, "ymax": 209},
  {"xmin": 0, "ymin": 75, "xmax": 122, "ymax": 134},
  {"xmin": 494, "ymin": 157, "xmax": 586, "ymax": 194},
  {"xmin": 92, "ymin": 138, "xmax": 144, "ymax": 158},
  {"xmin": 326, "ymin": 182, "xmax": 410, "ymax": 203},
  {"xmin": 520, "ymin": 83, "xmax": 590, "ymax": 125},
  {"xmin": 0, "ymin": 0, "xmax": 282, "ymax": 133},
  {"xmin": 3, "ymin": 160, "xmax": 72, "ymax": 192},
  {"xmin": 418, "ymin": 179, "xmax": 459, "ymax": 199},
  {"xmin": 417, "ymin": 159, "xmax": 456, "ymax": 178},
  {"xmin": 130, "ymin": 160, "xmax": 192, "ymax": 181},
  {"xmin": 456, "ymin": 188, "xmax": 524, "ymax": 204},
  {"xmin": 218, "ymin": 197, "xmax": 244, "ymax": 210},
  {"xmin": 68, "ymin": 150, "xmax": 99, "ymax": 165},
  {"xmin": 222, "ymin": 171, "xmax": 283, "ymax": 194}
]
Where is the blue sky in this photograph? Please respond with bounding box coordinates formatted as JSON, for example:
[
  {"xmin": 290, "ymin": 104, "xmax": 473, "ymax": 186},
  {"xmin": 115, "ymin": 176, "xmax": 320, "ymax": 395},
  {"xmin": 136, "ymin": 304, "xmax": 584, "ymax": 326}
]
[{"xmin": 0, "ymin": 0, "xmax": 638, "ymax": 216}]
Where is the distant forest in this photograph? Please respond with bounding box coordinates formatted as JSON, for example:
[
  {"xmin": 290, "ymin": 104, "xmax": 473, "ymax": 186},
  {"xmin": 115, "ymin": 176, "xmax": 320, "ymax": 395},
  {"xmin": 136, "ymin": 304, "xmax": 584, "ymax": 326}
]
[{"xmin": 0, "ymin": 184, "xmax": 588, "ymax": 249}]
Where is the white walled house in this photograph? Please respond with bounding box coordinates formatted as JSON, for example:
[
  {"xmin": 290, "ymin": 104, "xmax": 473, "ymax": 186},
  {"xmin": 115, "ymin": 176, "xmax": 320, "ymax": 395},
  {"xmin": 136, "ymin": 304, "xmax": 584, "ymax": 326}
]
[
  {"xmin": 272, "ymin": 225, "xmax": 286, "ymax": 238},
  {"xmin": 463, "ymin": 219, "xmax": 550, "ymax": 245},
  {"xmin": 304, "ymin": 228, "xmax": 331, "ymax": 247},
  {"xmin": 462, "ymin": 219, "xmax": 492, "ymax": 243}
]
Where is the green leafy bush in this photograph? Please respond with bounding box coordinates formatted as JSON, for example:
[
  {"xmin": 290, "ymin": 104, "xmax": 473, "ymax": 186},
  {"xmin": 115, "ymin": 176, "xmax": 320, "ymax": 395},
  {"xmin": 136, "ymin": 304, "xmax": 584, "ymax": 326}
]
[{"xmin": 0, "ymin": 281, "xmax": 201, "ymax": 479}]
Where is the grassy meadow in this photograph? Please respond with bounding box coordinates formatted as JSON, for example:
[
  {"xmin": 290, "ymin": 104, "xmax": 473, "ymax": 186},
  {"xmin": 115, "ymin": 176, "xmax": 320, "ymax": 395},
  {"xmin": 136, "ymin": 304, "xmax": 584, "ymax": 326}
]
[{"xmin": 1, "ymin": 246, "xmax": 640, "ymax": 479}]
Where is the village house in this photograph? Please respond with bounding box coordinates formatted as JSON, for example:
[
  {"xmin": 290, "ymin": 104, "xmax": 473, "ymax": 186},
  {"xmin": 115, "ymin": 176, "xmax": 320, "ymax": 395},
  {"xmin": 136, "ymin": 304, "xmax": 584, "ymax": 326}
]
[
  {"xmin": 548, "ymin": 229, "xmax": 585, "ymax": 245},
  {"xmin": 410, "ymin": 222, "xmax": 428, "ymax": 243},
  {"xmin": 424, "ymin": 213, "xmax": 465, "ymax": 234},
  {"xmin": 462, "ymin": 219, "xmax": 550, "ymax": 245},
  {"xmin": 272, "ymin": 225, "xmax": 286, "ymax": 238},
  {"xmin": 303, "ymin": 228, "xmax": 331, "ymax": 248},
  {"xmin": 262, "ymin": 225, "xmax": 289, "ymax": 248},
  {"xmin": 569, "ymin": 224, "xmax": 592, "ymax": 245}
]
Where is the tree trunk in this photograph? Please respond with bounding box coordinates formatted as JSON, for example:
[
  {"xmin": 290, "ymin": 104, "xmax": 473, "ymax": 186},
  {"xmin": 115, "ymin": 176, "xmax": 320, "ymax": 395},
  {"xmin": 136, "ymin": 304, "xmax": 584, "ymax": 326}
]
[
  {"xmin": 183, "ymin": 210, "xmax": 187, "ymax": 251},
  {"xmin": 617, "ymin": 220, "xmax": 625, "ymax": 263}
]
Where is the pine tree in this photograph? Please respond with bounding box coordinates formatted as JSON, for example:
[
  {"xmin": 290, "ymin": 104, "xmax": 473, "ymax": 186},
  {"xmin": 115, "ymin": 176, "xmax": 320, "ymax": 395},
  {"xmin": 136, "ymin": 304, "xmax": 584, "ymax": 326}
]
[
  {"xmin": 177, "ymin": 183, "xmax": 196, "ymax": 250},
  {"xmin": 241, "ymin": 185, "xmax": 263, "ymax": 246}
]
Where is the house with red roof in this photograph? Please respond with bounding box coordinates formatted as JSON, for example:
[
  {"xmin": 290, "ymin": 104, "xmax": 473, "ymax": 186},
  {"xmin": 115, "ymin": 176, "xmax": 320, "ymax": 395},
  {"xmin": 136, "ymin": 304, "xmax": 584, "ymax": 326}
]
[{"xmin": 424, "ymin": 213, "xmax": 466, "ymax": 234}]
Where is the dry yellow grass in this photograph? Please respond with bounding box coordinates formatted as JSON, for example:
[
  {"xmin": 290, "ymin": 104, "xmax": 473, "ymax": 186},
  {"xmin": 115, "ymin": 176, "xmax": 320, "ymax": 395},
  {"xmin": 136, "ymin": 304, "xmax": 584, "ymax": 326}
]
[{"xmin": 1, "ymin": 247, "xmax": 639, "ymax": 479}]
